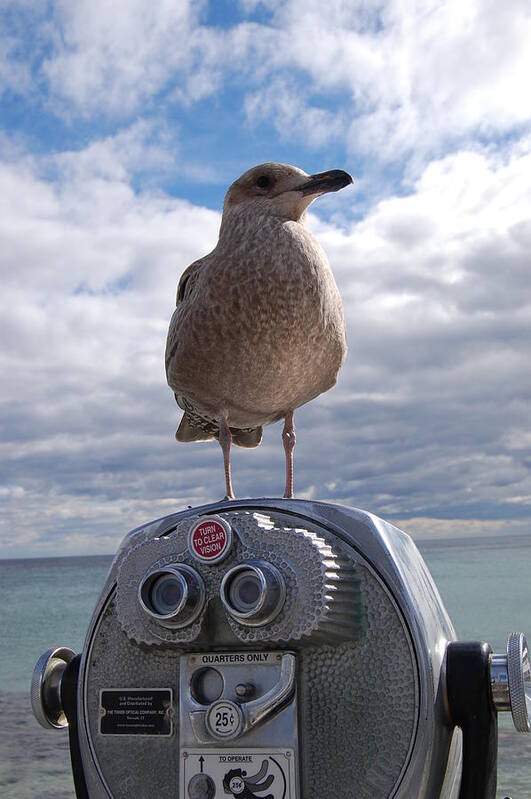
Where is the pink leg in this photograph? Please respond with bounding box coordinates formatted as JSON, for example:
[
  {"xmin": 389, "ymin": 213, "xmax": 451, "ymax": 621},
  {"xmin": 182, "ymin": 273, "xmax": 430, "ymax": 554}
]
[
  {"xmin": 219, "ymin": 412, "xmax": 235, "ymax": 500},
  {"xmin": 282, "ymin": 411, "xmax": 296, "ymax": 499}
]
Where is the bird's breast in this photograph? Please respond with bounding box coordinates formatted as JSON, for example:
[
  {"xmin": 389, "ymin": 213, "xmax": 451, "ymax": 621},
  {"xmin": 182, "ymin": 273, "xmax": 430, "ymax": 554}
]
[{"xmin": 165, "ymin": 220, "xmax": 347, "ymax": 427}]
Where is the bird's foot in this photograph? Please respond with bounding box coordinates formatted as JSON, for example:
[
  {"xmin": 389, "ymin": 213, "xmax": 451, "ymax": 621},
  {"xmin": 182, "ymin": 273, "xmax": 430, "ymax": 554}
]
[
  {"xmin": 283, "ymin": 490, "xmax": 294, "ymax": 499},
  {"xmin": 223, "ymin": 494, "xmax": 235, "ymax": 501}
]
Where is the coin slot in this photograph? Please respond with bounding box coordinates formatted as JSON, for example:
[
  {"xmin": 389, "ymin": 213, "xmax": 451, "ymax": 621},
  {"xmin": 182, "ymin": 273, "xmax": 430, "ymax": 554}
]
[{"xmin": 190, "ymin": 667, "xmax": 224, "ymax": 705}]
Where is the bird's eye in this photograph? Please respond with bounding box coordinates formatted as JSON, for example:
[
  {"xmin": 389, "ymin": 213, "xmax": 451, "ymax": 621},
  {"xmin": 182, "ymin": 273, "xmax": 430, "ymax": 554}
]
[{"xmin": 256, "ymin": 175, "xmax": 271, "ymax": 189}]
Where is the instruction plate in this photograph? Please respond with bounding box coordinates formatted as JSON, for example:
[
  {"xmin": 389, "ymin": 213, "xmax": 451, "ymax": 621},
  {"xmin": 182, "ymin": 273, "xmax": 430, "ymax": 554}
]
[{"xmin": 181, "ymin": 749, "xmax": 296, "ymax": 798}]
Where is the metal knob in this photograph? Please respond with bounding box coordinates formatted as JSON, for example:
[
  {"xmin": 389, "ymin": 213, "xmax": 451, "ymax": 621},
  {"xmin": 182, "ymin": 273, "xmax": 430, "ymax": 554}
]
[
  {"xmin": 31, "ymin": 646, "xmax": 75, "ymax": 729},
  {"xmin": 187, "ymin": 773, "xmax": 215, "ymax": 799},
  {"xmin": 490, "ymin": 632, "xmax": 530, "ymax": 732}
]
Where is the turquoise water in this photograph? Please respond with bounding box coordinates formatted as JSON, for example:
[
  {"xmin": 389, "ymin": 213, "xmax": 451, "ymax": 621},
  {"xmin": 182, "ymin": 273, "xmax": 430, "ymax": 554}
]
[
  {"xmin": 1, "ymin": 535, "xmax": 530, "ymax": 797},
  {"xmin": 419, "ymin": 534, "xmax": 531, "ymax": 652},
  {"xmin": 0, "ymin": 556, "xmax": 111, "ymax": 693}
]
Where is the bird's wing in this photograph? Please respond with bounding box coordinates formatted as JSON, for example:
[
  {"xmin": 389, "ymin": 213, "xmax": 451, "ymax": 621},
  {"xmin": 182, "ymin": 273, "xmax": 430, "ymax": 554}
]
[
  {"xmin": 176, "ymin": 257, "xmax": 205, "ymax": 304},
  {"xmin": 166, "ymin": 257, "xmax": 208, "ymax": 377},
  {"xmin": 176, "ymin": 411, "xmax": 218, "ymax": 442}
]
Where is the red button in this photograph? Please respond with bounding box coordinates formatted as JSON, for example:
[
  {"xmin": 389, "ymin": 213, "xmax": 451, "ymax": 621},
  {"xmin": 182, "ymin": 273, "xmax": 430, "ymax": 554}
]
[{"xmin": 189, "ymin": 517, "xmax": 232, "ymax": 563}]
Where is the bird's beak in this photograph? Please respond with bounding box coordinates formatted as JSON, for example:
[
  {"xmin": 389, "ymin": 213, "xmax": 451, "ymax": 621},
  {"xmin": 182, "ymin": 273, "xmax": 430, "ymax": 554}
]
[{"xmin": 297, "ymin": 169, "xmax": 353, "ymax": 196}]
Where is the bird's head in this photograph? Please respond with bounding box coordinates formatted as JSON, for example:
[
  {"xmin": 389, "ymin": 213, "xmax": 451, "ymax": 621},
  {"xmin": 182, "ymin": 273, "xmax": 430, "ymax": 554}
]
[{"xmin": 222, "ymin": 162, "xmax": 353, "ymax": 223}]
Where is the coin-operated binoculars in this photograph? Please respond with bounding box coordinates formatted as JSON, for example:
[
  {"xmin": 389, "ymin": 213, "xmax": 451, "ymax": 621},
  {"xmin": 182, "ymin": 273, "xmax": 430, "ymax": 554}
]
[{"xmin": 31, "ymin": 500, "xmax": 530, "ymax": 798}]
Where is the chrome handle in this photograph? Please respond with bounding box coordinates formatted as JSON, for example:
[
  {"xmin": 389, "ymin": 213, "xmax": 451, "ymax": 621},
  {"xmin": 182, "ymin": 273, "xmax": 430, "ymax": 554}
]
[{"xmin": 242, "ymin": 652, "xmax": 296, "ymax": 730}]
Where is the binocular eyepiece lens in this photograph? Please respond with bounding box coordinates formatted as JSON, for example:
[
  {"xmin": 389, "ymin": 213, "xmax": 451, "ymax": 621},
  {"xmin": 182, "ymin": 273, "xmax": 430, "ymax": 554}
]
[
  {"xmin": 220, "ymin": 561, "xmax": 286, "ymax": 627},
  {"xmin": 150, "ymin": 573, "xmax": 185, "ymax": 616},
  {"xmin": 139, "ymin": 564, "xmax": 205, "ymax": 629},
  {"xmin": 228, "ymin": 570, "xmax": 263, "ymax": 613}
]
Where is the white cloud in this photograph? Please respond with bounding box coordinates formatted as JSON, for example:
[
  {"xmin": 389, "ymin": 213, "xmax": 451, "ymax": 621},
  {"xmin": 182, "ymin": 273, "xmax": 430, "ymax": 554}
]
[
  {"xmin": 2, "ymin": 0, "xmax": 531, "ymax": 554},
  {"xmin": 319, "ymin": 142, "xmax": 531, "ymax": 317},
  {"xmin": 3, "ymin": 0, "xmax": 530, "ymax": 174},
  {"xmin": 52, "ymin": 120, "xmax": 177, "ymax": 182},
  {"xmin": 0, "ymin": 130, "xmax": 225, "ymax": 556},
  {"xmin": 303, "ymin": 139, "xmax": 531, "ymax": 516},
  {"xmin": 244, "ymin": 78, "xmax": 346, "ymax": 147},
  {"xmin": 41, "ymin": 0, "xmax": 217, "ymax": 114},
  {"xmin": 241, "ymin": 0, "xmax": 531, "ymax": 161}
]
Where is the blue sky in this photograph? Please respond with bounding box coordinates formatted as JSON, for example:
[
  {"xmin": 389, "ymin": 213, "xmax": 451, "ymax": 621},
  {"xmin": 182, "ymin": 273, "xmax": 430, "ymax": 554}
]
[{"xmin": 1, "ymin": 0, "xmax": 531, "ymax": 557}]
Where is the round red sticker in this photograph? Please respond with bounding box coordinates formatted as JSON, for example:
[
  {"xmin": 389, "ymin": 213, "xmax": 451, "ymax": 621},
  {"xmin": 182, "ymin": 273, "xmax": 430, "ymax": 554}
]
[{"xmin": 188, "ymin": 516, "xmax": 232, "ymax": 564}]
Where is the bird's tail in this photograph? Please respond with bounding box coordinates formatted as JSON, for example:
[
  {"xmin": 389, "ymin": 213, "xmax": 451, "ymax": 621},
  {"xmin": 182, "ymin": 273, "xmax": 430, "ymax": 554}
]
[
  {"xmin": 176, "ymin": 411, "xmax": 263, "ymax": 449},
  {"xmin": 231, "ymin": 426, "xmax": 262, "ymax": 448}
]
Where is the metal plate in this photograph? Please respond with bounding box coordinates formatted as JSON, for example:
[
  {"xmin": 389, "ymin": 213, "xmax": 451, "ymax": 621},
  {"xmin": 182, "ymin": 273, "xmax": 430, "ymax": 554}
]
[
  {"xmin": 181, "ymin": 749, "xmax": 297, "ymax": 798},
  {"xmin": 99, "ymin": 688, "xmax": 173, "ymax": 735}
]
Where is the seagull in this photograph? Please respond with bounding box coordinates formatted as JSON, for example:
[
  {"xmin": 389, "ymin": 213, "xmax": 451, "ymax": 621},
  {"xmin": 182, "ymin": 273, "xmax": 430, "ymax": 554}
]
[{"xmin": 165, "ymin": 162, "xmax": 352, "ymax": 500}]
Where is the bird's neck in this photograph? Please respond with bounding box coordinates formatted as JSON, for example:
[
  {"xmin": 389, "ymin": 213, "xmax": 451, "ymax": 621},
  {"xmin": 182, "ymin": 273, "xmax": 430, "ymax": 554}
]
[{"xmin": 218, "ymin": 203, "xmax": 306, "ymax": 248}]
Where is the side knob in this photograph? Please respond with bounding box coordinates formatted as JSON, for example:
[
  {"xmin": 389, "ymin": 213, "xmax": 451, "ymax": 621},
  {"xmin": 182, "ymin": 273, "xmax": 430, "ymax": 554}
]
[
  {"xmin": 31, "ymin": 646, "xmax": 75, "ymax": 729},
  {"xmin": 490, "ymin": 632, "xmax": 530, "ymax": 733}
]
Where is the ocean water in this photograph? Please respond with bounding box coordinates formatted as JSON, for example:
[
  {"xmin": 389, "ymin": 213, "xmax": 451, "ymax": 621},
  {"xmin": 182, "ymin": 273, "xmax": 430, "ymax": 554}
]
[{"xmin": 1, "ymin": 536, "xmax": 530, "ymax": 797}]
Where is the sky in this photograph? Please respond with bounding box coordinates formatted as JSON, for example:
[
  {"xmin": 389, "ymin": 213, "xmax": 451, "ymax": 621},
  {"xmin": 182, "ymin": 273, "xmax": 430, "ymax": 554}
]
[{"xmin": 1, "ymin": 0, "xmax": 531, "ymax": 557}]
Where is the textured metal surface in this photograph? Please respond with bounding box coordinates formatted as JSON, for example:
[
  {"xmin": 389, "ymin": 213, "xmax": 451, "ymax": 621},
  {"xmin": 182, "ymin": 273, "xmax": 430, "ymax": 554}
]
[
  {"xmin": 225, "ymin": 512, "xmax": 364, "ymax": 643},
  {"xmin": 115, "ymin": 510, "xmax": 364, "ymax": 646},
  {"xmin": 85, "ymin": 595, "xmax": 183, "ymax": 797},
  {"xmin": 507, "ymin": 632, "xmax": 530, "ymax": 733},
  {"xmin": 298, "ymin": 565, "xmax": 417, "ymax": 798}
]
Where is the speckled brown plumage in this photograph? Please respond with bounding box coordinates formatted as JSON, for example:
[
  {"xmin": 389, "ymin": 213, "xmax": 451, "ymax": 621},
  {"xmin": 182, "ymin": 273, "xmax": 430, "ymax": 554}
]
[{"xmin": 165, "ymin": 162, "xmax": 353, "ymax": 499}]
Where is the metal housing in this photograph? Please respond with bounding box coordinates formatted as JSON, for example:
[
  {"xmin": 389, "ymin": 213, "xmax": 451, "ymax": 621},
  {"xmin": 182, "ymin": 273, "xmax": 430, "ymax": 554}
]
[{"xmin": 74, "ymin": 498, "xmax": 462, "ymax": 798}]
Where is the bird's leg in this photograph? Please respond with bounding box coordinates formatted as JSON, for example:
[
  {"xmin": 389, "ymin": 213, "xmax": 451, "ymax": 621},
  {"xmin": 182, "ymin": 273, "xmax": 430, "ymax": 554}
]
[
  {"xmin": 282, "ymin": 410, "xmax": 296, "ymax": 499},
  {"xmin": 219, "ymin": 411, "xmax": 235, "ymax": 500}
]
